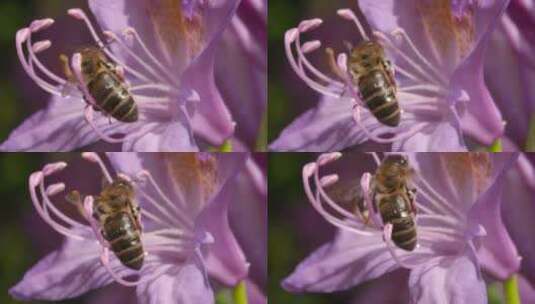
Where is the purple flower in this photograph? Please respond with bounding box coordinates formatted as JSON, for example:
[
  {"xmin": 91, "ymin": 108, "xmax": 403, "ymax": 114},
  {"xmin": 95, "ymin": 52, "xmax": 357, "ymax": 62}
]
[
  {"xmin": 10, "ymin": 152, "xmax": 250, "ymax": 303},
  {"xmin": 283, "ymin": 152, "xmax": 520, "ymax": 303},
  {"xmin": 485, "ymin": 0, "xmax": 535, "ymax": 149},
  {"xmin": 216, "ymin": 0, "xmax": 267, "ymax": 149},
  {"xmin": 229, "ymin": 155, "xmax": 267, "ymax": 298},
  {"xmin": 2, "ymin": 0, "xmax": 240, "ymax": 151},
  {"xmin": 503, "ymin": 154, "xmax": 535, "ymax": 286},
  {"xmin": 270, "ymin": 0, "xmax": 507, "ymax": 152}
]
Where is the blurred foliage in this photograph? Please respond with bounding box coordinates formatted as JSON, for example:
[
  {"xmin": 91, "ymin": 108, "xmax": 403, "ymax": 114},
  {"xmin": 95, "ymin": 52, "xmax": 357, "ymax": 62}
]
[
  {"xmin": 0, "ymin": 153, "xmax": 95, "ymax": 304},
  {"xmin": 269, "ymin": 153, "xmax": 353, "ymax": 303}
]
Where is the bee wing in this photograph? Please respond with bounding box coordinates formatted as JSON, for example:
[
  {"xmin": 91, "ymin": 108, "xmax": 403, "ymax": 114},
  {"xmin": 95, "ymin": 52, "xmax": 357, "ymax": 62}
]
[{"xmin": 324, "ymin": 179, "xmax": 370, "ymax": 223}]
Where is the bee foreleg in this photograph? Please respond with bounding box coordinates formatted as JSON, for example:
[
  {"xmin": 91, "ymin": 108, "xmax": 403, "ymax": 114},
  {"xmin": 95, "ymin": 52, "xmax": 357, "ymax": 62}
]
[{"xmin": 59, "ymin": 54, "xmax": 75, "ymax": 83}]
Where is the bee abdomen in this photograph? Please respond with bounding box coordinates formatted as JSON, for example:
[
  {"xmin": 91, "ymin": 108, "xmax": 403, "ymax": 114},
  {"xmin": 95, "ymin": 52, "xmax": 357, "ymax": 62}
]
[
  {"xmin": 104, "ymin": 213, "xmax": 144, "ymax": 270},
  {"xmin": 87, "ymin": 72, "xmax": 138, "ymax": 123},
  {"xmin": 391, "ymin": 217, "xmax": 417, "ymax": 251},
  {"xmin": 359, "ymin": 72, "xmax": 400, "ymax": 127}
]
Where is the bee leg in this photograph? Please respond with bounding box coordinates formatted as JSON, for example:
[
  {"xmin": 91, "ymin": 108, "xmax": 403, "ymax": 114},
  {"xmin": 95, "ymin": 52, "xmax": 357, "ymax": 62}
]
[
  {"xmin": 408, "ymin": 188, "xmax": 418, "ymax": 214},
  {"xmin": 59, "ymin": 54, "xmax": 75, "ymax": 82}
]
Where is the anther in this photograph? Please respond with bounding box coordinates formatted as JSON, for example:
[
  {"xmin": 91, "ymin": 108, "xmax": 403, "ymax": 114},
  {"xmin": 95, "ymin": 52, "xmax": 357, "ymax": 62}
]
[
  {"xmin": 318, "ymin": 152, "xmax": 342, "ymax": 166},
  {"xmin": 30, "ymin": 18, "xmax": 54, "ymax": 32},
  {"xmin": 67, "ymin": 8, "xmax": 86, "ymax": 19},
  {"xmin": 298, "ymin": 19, "xmax": 323, "ymax": 32},
  {"xmin": 16, "ymin": 28, "xmax": 30, "ymax": 43},
  {"xmin": 46, "ymin": 183, "xmax": 65, "ymax": 196},
  {"xmin": 29, "ymin": 172, "xmax": 44, "ymax": 187},
  {"xmin": 42, "ymin": 162, "xmax": 67, "ymax": 176},
  {"xmin": 302, "ymin": 40, "xmax": 321, "ymax": 53},
  {"xmin": 320, "ymin": 174, "xmax": 339, "ymax": 187},
  {"xmin": 303, "ymin": 163, "xmax": 317, "ymax": 178},
  {"xmin": 32, "ymin": 40, "xmax": 52, "ymax": 53}
]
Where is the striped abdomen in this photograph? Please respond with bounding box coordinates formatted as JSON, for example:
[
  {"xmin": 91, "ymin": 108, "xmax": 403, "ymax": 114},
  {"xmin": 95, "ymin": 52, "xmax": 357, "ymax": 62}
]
[
  {"xmin": 378, "ymin": 193, "xmax": 417, "ymax": 251},
  {"xmin": 103, "ymin": 212, "xmax": 144, "ymax": 270},
  {"xmin": 87, "ymin": 72, "xmax": 138, "ymax": 123},
  {"xmin": 358, "ymin": 70, "xmax": 400, "ymax": 127}
]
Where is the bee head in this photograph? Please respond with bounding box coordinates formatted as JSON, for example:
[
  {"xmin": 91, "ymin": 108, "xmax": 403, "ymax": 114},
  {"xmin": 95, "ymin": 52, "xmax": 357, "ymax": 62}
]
[
  {"xmin": 377, "ymin": 155, "xmax": 411, "ymax": 189},
  {"xmin": 79, "ymin": 47, "xmax": 108, "ymax": 75},
  {"xmin": 101, "ymin": 177, "xmax": 135, "ymax": 207}
]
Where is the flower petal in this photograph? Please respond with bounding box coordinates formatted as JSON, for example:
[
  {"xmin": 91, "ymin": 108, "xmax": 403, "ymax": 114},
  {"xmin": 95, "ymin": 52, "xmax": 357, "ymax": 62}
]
[
  {"xmin": 282, "ymin": 230, "xmax": 402, "ymax": 293},
  {"xmin": 136, "ymin": 263, "xmax": 214, "ymax": 304},
  {"xmin": 409, "ymin": 254, "xmax": 486, "ymax": 304},
  {"xmin": 468, "ymin": 164, "xmax": 521, "ymax": 280},
  {"xmin": 9, "ymin": 238, "xmax": 112, "ymax": 301},
  {"xmin": 229, "ymin": 158, "xmax": 267, "ymax": 285},
  {"xmin": 394, "ymin": 120, "xmax": 466, "ymax": 151},
  {"xmin": 502, "ymin": 159, "xmax": 535, "ymax": 284},
  {"xmin": 198, "ymin": 177, "xmax": 249, "ymax": 286},
  {"xmin": 0, "ymin": 96, "xmax": 116, "ymax": 151},
  {"xmin": 121, "ymin": 120, "xmax": 198, "ymax": 152},
  {"xmin": 411, "ymin": 152, "xmax": 516, "ymax": 214},
  {"xmin": 350, "ymin": 270, "xmax": 410, "ymax": 303},
  {"xmin": 269, "ymin": 96, "xmax": 368, "ymax": 152},
  {"xmin": 185, "ymin": 46, "xmax": 236, "ymax": 145}
]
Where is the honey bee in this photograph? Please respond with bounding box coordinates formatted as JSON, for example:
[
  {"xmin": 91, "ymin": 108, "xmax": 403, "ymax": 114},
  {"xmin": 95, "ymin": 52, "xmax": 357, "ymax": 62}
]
[
  {"xmin": 93, "ymin": 177, "xmax": 144, "ymax": 270},
  {"xmin": 371, "ymin": 155, "xmax": 417, "ymax": 251},
  {"xmin": 60, "ymin": 47, "xmax": 138, "ymax": 123},
  {"xmin": 348, "ymin": 41, "xmax": 400, "ymax": 127}
]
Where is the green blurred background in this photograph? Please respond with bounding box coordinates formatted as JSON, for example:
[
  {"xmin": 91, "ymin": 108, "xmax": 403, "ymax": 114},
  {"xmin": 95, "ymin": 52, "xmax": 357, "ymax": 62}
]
[
  {"xmin": 0, "ymin": 153, "xmax": 104, "ymax": 304},
  {"xmin": 269, "ymin": 153, "xmax": 355, "ymax": 303},
  {"xmin": 0, "ymin": 0, "xmax": 91, "ymax": 144}
]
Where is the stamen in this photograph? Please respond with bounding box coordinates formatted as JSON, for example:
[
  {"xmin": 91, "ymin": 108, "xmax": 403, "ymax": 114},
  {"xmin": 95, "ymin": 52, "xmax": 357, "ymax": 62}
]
[
  {"xmin": 302, "ymin": 162, "xmax": 375, "ymax": 236},
  {"xmin": 284, "ymin": 28, "xmax": 343, "ymax": 98},
  {"xmin": 40, "ymin": 179, "xmax": 87, "ymax": 230},
  {"xmin": 137, "ymin": 189, "xmax": 192, "ymax": 229},
  {"xmin": 42, "ymin": 161, "xmax": 67, "ymax": 176},
  {"xmin": 30, "ymin": 18, "xmax": 54, "ymax": 32},
  {"xmin": 135, "ymin": 170, "xmax": 194, "ymax": 228},
  {"xmin": 67, "ymin": 8, "xmax": 152, "ymax": 84},
  {"xmin": 294, "ymin": 26, "xmax": 345, "ymax": 89},
  {"xmin": 16, "ymin": 28, "xmax": 62, "ymax": 96},
  {"xmin": 352, "ymin": 104, "xmax": 429, "ymax": 143},
  {"xmin": 414, "ymin": 176, "xmax": 464, "ymax": 218},
  {"xmin": 83, "ymin": 196, "xmax": 108, "ymax": 246},
  {"xmin": 28, "ymin": 171, "xmax": 87, "ymax": 240},
  {"xmin": 45, "ymin": 183, "xmax": 65, "ymax": 196},
  {"xmin": 398, "ymin": 84, "xmax": 448, "ymax": 95},
  {"xmin": 370, "ymin": 152, "xmax": 381, "ymax": 165},
  {"xmin": 374, "ymin": 31, "xmax": 447, "ymax": 86},
  {"xmin": 83, "ymin": 107, "xmax": 130, "ymax": 144},
  {"xmin": 103, "ymin": 31, "xmax": 172, "ymax": 85},
  {"xmin": 336, "ymin": 9, "xmax": 369, "ymax": 40},
  {"xmin": 360, "ymin": 172, "xmax": 384, "ymax": 228},
  {"xmin": 130, "ymin": 83, "xmax": 179, "ymax": 95},
  {"xmin": 81, "ymin": 152, "xmax": 113, "ymax": 183},
  {"xmin": 100, "ymin": 247, "xmax": 168, "ymax": 286},
  {"xmin": 313, "ymin": 157, "xmax": 363, "ymax": 223},
  {"xmin": 390, "ymin": 28, "xmax": 447, "ymax": 84},
  {"xmin": 123, "ymin": 27, "xmax": 178, "ymax": 86},
  {"xmin": 32, "ymin": 40, "xmax": 51, "ymax": 53},
  {"xmin": 319, "ymin": 174, "xmax": 338, "ymax": 187},
  {"xmin": 383, "ymin": 223, "xmax": 420, "ymax": 269}
]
